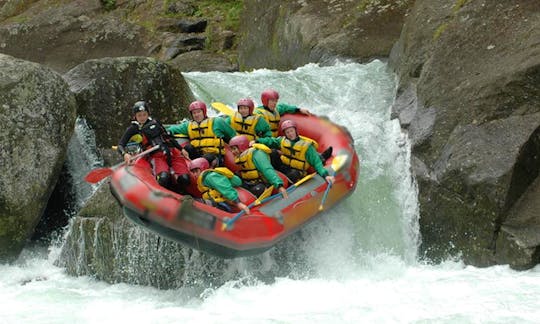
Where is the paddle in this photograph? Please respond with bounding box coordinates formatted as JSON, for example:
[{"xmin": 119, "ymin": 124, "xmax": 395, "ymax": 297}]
[
  {"xmin": 318, "ymin": 154, "xmax": 348, "ymax": 211},
  {"xmin": 84, "ymin": 145, "xmax": 160, "ymax": 184},
  {"xmin": 211, "ymin": 102, "xmax": 235, "ymax": 116},
  {"xmin": 221, "ymin": 185, "xmax": 275, "ymax": 231},
  {"xmin": 221, "ymin": 173, "xmax": 318, "ymax": 231}
]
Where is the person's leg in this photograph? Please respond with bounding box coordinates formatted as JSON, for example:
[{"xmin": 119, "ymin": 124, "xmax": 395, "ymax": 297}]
[
  {"xmin": 169, "ymin": 148, "xmax": 190, "ymax": 193},
  {"xmin": 152, "ymin": 152, "xmax": 172, "ymax": 188}
]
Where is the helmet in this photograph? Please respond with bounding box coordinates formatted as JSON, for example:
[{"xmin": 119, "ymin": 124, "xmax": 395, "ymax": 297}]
[
  {"xmin": 189, "ymin": 157, "xmax": 210, "ymax": 172},
  {"xmin": 261, "ymin": 89, "xmax": 279, "ymax": 107},
  {"xmin": 132, "ymin": 101, "xmax": 149, "ymax": 114},
  {"xmin": 280, "ymin": 119, "xmax": 297, "ymax": 132},
  {"xmin": 229, "ymin": 135, "xmax": 250, "ymax": 152},
  {"xmin": 237, "ymin": 98, "xmax": 255, "ymax": 115},
  {"xmin": 188, "ymin": 100, "xmax": 207, "ymax": 118}
]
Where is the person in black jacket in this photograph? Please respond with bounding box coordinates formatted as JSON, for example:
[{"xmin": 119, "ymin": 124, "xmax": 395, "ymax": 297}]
[{"xmin": 118, "ymin": 101, "xmax": 190, "ymax": 192}]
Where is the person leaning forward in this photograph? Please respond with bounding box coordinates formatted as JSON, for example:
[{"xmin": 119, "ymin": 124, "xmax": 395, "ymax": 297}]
[
  {"xmin": 167, "ymin": 100, "xmax": 236, "ymax": 166},
  {"xmin": 229, "ymin": 135, "xmax": 288, "ymax": 199},
  {"xmin": 118, "ymin": 101, "xmax": 190, "ymax": 192},
  {"xmin": 189, "ymin": 157, "xmax": 250, "ymax": 215},
  {"xmin": 255, "ymin": 119, "xmax": 335, "ymax": 185}
]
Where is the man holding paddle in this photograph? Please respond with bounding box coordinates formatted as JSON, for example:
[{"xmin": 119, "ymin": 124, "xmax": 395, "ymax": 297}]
[
  {"xmin": 254, "ymin": 120, "xmax": 335, "ymax": 185},
  {"xmin": 118, "ymin": 101, "xmax": 190, "ymax": 192},
  {"xmin": 229, "ymin": 135, "xmax": 288, "ymax": 199}
]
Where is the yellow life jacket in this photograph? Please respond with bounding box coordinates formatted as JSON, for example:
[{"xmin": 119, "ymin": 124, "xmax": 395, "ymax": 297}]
[
  {"xmin": 197, "ymin": 167, "xmax": 235, "ymax": 203},
  {"xmin": 230, "ymin": 112, "xmax": 259, "ymax": 141},
  {"xmin": 255, "ymin": 108, "xmax": 280, "ymax": 137},
  {"xmin": 280, "ymin": 138, "xmax": 312, "ymax": 172},
  {"xmin": 234, "ymin": 144, "xmax": 272, "ymax": 181},
  {"xmin": 188, "ymin": 118, "xmax": 224, "ymax": 155}
]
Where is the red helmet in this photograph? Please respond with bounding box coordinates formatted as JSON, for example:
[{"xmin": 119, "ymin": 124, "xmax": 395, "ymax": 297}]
[
  {"xmin": 188, "ymin": 100, "xmax": 207, "ymax": 118},
  {"xmin": 189, "ymin": 157, "xmax": 210, "ymax": 172},
  {"xmin": 229, "ymin": 135, "xmax": 250, "ymax": 152},
  {"xmin": 237, "ymin": 98, "xmax": 255, "ymax": 115},
  {"xmin": 280, "ymin": 119, "xmax": 297, "ymax": 132},
  {"xmin": 261, "ymin": 89, "xmax": 279, "ymax": 107}
]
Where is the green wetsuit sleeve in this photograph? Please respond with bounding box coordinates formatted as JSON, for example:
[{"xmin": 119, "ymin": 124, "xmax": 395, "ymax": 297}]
[
  {"xmin": 276, "ymin": 103, "xmax": 299, "ymax": 115},
  {"xmin": 306, "ymin": 144, "xmax": 329, "ymax": 177},
  {"xmin": 252, "ymin": 150, "xmax": 283, "ymax": 188},
  {"xmin": 256, "ymin": 136, "xmax": 282, "ymax": 149},
  {"xmin": 167, "ymin": 121, "xmax": 189, "ymax": 135},
  {"xmin": 213, "ymin": 116, "xmax": 237, "ymax": 141},
  {"xmin": 255, "ymin": 117, "xmax": 272, "ymax": 138},
  {"xmin": 204, "ymin": 172, "xmax": 239, "ymax": 202}
]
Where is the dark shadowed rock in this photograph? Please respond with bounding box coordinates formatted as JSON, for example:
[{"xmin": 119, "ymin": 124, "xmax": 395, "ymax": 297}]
[
  {"xmin": 63, "ymin": 56, "xmax": 194, "ymax": 150},
  {"xmin": 391, "ymin": 0, "xmax": 540, "ymax": 267},
  {"xmin": 0, "ymin": 54, "xmax": 76, "ymax": 262}
]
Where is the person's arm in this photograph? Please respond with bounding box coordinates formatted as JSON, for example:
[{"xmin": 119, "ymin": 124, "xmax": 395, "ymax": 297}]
[
  {"xmin": 117, "ymin": 124, "xmax": 139, "ymax": 161},
  {"xmin": 306, "ymin": 144, "xmax": 329, "ymax": 177},
  {"xmin": 213, "ymin": 117, "xmax": 237, "ymax": 142},
  {"xmin": 167, "ymin": 121, "xmax": 189, "ymax": 135},
  {"xmin": 204, "ymin": 172, "xmax": 240, "ymax": 202},
  {"xmin": 252, "ymin": 150, "xmax": 283, "ymax": 188},
  {"xmin": 255, "ymin": 117, "xmax": 272, "ymax": 138},
  {"xmin": 277, "ymin": 103, "xmax": 311, "ymax": 116},
  {"xmin": 255, "ymin": 136, "xmax": 282, "ymax": 149}
]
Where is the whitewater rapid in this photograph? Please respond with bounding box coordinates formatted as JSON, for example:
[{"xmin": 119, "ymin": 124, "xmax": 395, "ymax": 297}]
[{"xmin": 1, "ymin": 61, "xmax": 540, "ymax": 323}]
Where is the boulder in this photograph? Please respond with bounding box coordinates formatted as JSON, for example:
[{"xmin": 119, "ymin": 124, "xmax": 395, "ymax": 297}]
[
  {"xmin": 63, "ymin": 56, "xmax": 194, "ymax": 150},
  {"xmin": 0, "ymin": 54, "xmax": 76, "ymax": 262},
  {"xmin": 390, "ymin": 0, "xmax": 540, "ymax": 267},
  {"xmin": 0, "ymin": 1, "xmax": 149, "ymax": 73}
]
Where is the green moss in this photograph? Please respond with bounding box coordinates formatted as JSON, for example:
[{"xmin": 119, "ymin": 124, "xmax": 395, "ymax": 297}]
[
  {"xmin": 433, "ymin": 23, "xmax": 448, "ymax": 40},
  {"xmin": 452, "ymin": 0, "xmax": 468, "ymax": 14},
  {"xmin": 100, "ymin": 0, "xmax": 116, "ymax": 11}
]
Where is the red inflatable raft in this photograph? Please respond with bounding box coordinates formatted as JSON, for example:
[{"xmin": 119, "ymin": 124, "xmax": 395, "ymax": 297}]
[{"xmin": 109, "ymin": 113, "xmax": 360, "ymax": 258}]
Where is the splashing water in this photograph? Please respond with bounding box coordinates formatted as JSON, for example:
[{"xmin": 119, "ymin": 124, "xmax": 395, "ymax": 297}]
[{"xmin": 2, "ymin": 61, "xmax": 539, "ymax": 323}]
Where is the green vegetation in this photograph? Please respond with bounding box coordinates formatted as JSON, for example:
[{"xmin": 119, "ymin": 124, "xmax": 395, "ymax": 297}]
[
  {"xmin": 192, "ymin": 0, "xmax": 243, "ymax": 31},
  {"xmin": 100, "ymin": 0, "xmax": 116, "ymax": 12}
]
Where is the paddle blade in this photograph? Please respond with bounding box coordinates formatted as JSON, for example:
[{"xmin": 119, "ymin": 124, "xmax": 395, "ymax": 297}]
[
  {"xmin": 211, "ymin": 102, "xmax": 234, "ymax": 116},
  {"xmin": 330, "ymin": 154, "xmax": 348, "ymax": 172},
  {"xmin": 84, "ymin": 168, "xmax": 113, "ymax": 184},
  {"xmin": 254, "ymin": 186, "xmax": 274, "ymax": 205}
]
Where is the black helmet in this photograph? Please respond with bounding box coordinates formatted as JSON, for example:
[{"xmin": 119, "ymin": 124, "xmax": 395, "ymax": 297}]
[{"xmin": 132, "ymin": 101, "xmax": 149, "ymax": 114}]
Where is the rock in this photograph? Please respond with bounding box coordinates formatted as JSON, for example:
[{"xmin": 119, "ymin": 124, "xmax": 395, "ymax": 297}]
[
  {"xmin": 63, "ymin": 56, "xmax": 194, "ymax": 150},
  {"xmin": 169, "ymin": 50, "xmax": 238, "ymax": 72},
  {"xmin": 0, "ymin": 2, "xmax": 150, "ymax": 73},
  {"xmin": 390, "ymin": 0, "xmax": 540, "ymax": 266},
  {"xmin": 0, "ymin": 54, "xmax": 76, "ymax": 262},
  {"xmin": 238, "ymin": 0, "xmax": 413, "ymax": 70}
]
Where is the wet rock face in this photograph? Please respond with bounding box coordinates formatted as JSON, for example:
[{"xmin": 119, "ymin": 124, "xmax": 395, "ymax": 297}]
[
  {"xmin": 390, "ymin": 0, "xmax": 540, "ymax": 268},
  {"xmin": 0, "ymin": 54, "xmax": 77, "ymax": 262},
  {"xmin": 238, "ymin": 0, "xmax": 414, "ymax": 70},
  {"xmin": 63, "ymin": 56, "xmax": 194, "ymax": 149},
  {"xmin": 0, "ymin": 2, "xmax": 149, "ymax": 73}
]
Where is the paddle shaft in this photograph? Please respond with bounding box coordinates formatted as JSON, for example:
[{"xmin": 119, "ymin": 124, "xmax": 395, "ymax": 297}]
[{"xmin": 84, "ymin": 145, "xmax": 159, "ymax": 183}]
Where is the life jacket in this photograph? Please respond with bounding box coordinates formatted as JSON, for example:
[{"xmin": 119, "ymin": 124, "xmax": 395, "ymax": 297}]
[
  {"xmin": 136, "ymin": 118, "xmax": 170, "ymax": 149},
  {"xmin": 197, "ymin": 167, "xmax": 236, "ymax": 203},
  {"xmin": 280, "ymin": 137, "xmax": 313, "ymax": 172},
  {"xmin": 234, "ymin": 144, "xmax": 272, "ymax": 181},
  {"xmin": 188, "ymin": 117, "xmax": 224, "ymax": 155},
  {"xmin": 230, "ymin": 112, "xmax": 259, "ymax": 141},
  {"xmin": 255, "ymin": 107, "xmax": 280, "ymax": 137}
]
